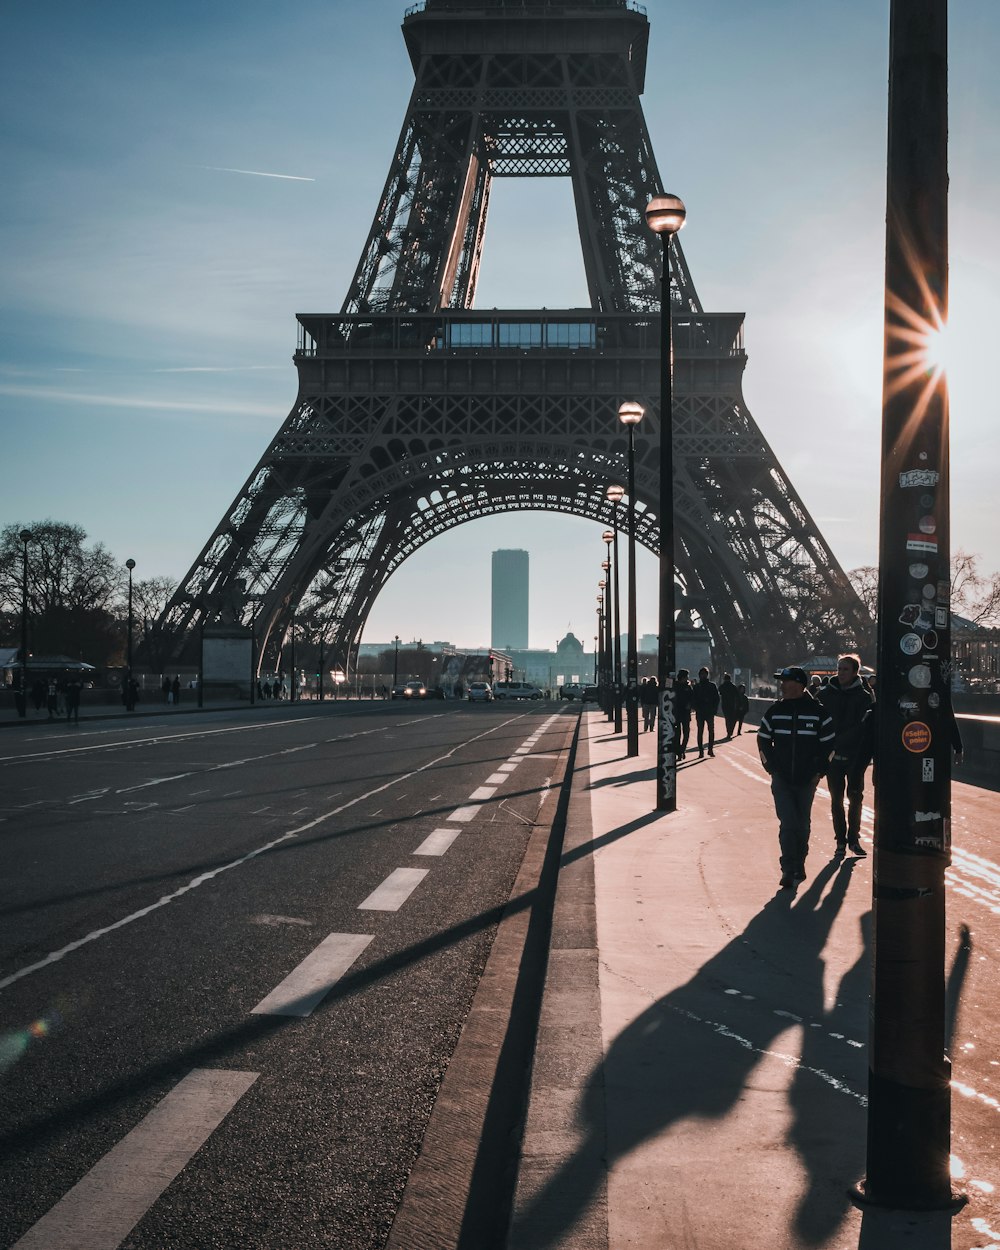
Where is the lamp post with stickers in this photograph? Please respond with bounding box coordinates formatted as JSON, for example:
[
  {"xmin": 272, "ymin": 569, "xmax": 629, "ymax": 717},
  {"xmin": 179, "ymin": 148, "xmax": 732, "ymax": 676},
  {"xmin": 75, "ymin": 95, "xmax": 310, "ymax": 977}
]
[{"xmin": 861, "ymin": 0, "xmax": 961, "ymax": 1212}]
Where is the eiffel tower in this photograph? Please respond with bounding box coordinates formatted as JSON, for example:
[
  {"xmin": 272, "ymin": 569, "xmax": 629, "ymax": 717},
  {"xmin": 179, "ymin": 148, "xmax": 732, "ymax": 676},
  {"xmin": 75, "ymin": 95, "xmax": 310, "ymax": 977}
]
[{"xmin": 159, "ymin": 0, "xmax": 866, "ymax": 672}]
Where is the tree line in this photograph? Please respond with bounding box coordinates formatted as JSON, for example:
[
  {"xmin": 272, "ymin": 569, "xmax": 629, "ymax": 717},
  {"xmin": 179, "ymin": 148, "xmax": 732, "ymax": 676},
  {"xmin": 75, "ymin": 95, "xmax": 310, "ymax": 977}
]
[
  {"xmin": 2, "ymin": 519, "xmax": 997, "ymax": 673},
  {"xmin": 0, "ymin": 521, "xmax": 176, "ymax": 669}
]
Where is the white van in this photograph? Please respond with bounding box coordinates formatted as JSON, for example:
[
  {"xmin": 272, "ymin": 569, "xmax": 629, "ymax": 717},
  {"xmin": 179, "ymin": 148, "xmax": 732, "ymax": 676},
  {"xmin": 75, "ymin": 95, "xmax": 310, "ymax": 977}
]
[{"xmin": 493, "ymin": 681, "xmax": 543, "ymax": 701}]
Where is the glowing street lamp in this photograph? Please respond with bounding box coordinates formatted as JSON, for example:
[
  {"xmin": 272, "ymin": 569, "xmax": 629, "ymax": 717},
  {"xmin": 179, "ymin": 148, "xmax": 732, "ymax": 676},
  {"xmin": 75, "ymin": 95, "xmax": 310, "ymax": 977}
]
[{"xmin": 645, "ymin": 193, "xmax": 687, "ymax": 812}]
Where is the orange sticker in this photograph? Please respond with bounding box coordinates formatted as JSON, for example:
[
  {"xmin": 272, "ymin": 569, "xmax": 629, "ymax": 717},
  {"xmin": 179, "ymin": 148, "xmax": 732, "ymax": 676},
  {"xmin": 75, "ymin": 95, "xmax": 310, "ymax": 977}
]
[{"xmin": 902, "ymin": 722, "xmax": 932, "ymax": 753}]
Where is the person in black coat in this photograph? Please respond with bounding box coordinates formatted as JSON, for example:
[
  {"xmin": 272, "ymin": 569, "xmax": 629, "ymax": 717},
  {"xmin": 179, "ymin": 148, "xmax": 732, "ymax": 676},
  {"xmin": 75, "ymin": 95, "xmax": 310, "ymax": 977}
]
[
  {"xmin": 640, "ymin": 676, "xmax": 658, "ymax": 732},
  {"xmin": 690, "ymin": 667, "xmax": 720, "ymax": 757},
  {"xmin": 674, "ymin": 669, "xmax": 693, "ymax": 758},
  {"xmin": 758, "ymin": 666, "xmax": 836, "ymax": 889},
  {"xmin": 719, "ymin": 673, "xmax": 739, "ymax": 739},
  {"xmin": 817, "ymin": 653, "xmax": 875, "ymax": 857},
  {"xmin": 735, "ymin": 683, "xmax": 750, "ymax": 735}
]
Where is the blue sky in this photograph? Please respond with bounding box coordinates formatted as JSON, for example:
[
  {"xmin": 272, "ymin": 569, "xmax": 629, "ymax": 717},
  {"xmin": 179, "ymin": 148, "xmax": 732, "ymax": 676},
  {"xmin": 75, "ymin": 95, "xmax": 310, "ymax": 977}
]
[{"xmin": 2, "ymin": 1, "xmax": 998, "ymax": 651}]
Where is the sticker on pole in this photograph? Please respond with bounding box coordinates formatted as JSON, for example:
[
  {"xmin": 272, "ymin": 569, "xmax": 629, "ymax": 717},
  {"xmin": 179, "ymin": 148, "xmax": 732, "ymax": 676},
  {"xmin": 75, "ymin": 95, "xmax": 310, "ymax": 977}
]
[
  {"xmin": 902, "ymin": 722, "xmax": 932, "ymax": 753},
  {"xmin": 906, "ymin": 534, "xmax": 938, "ymax": 554},
  {"xmin": 900, "ymin": 469, "xmax": 940, "ymax": 487}
]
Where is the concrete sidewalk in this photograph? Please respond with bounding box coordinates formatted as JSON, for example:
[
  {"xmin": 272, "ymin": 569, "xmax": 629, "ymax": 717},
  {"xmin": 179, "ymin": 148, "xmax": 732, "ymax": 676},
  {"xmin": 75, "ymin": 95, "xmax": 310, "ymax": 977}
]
[{"xmin": 509, "ymin": 710, "xmax": 966, "ymax": 1250}]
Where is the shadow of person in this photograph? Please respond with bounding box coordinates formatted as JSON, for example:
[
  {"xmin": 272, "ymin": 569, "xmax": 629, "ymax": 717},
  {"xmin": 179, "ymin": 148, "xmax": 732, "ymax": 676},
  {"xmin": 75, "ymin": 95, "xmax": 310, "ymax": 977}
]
[
  {"xmin": 509, "ymin": 858, "xmax": 857, "ymax": 1248},
  {"xmin": 787, "ymin": 881, "xmax": 870, "ymax": 1245}
]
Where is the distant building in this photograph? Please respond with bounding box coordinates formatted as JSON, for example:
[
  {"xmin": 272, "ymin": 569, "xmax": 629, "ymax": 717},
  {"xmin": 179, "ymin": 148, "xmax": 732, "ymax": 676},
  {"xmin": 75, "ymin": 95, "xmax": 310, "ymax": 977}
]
[{"xmin": 492, "ymin": 549, "xmax": 529, "ymax": 649}]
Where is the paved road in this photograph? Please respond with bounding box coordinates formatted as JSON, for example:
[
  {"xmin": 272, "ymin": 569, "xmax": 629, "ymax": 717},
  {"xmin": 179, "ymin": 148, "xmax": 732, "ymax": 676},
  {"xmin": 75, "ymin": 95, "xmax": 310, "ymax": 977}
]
[{"xmin": 0, "ymin": 700, "xmax": 573, "ymax": 1249}]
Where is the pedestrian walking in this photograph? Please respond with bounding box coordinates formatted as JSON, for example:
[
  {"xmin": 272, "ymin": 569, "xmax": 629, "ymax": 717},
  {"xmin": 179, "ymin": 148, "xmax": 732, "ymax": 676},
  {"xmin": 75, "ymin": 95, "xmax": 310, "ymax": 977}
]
[
  {"xmin": 46, "ymin": 679, "xmax": 58, "ymax": 720},
  {"xmin": 691, "ymin": 666, "xmax": 720, "ymax": 757},
  {"xmin": 758, "ymin": 665, "xmax": 835, "ymax": 889},
  {"xmin": 674, "ymin": 669, "xmax": 693, "ymax": 758},
  {"xmin": 640, "ymin": 677, "xmax": 658, "ymax": 732},
  {"xmin": 719, "ymin": 673, "xmax": 739, "ymax": 739},
  {"xmin": 817, "ymin": 653, "xmax": 875, "ymax": 857},
  {"xmin": 734, "ymin": 683, "xmax": 750, "ymax": 735},
  {"xmin": 162, "ymin": 677, "xmax": 172, "ymax": 703},
  {"xmin": 171, "ymin": 676, "xmax": 181, "ymax": 706},
  {"xmin": 65, "ymin": 678, "xmax": 81, "ymax": 723}
]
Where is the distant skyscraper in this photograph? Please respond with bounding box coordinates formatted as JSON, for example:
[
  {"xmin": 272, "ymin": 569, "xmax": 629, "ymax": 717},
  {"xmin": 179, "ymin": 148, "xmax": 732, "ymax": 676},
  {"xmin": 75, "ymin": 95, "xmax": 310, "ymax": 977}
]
[{"xmin": 492, "ymin": 549, "xmax": 529, "ymax": 649}]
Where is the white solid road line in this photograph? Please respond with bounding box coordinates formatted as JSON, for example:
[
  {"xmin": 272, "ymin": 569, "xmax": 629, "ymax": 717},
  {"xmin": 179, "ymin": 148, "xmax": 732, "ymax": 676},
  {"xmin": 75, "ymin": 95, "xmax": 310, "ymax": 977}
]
[
  {"xmin": 251, "ymin": 932, "xmax": 374, "ymax": 1017},
  {"xmin": 12, "ymin": 1069, "xmax": 258, "ymax": 1250},
  {"xmin": 414, "ymin": 828, "xmax": 462, "ymax": 856},
  {"xmin": 358, "ymin": 867, "xmax": 429, "ymax": 912}
]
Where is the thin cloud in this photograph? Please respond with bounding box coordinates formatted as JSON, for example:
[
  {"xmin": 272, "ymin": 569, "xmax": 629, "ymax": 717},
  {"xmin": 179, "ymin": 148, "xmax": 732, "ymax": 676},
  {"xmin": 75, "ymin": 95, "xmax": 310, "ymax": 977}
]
[
  {"xmin": 0, "ymin": 383, "xmax": 279, "ymax": 418},
  {"xmin": 199, "ymin": 164, "xmax": 316, "ymax": 182},
  {"xmin": 152, "ymin": 365, "xmax": 285, "ymax": 374}
]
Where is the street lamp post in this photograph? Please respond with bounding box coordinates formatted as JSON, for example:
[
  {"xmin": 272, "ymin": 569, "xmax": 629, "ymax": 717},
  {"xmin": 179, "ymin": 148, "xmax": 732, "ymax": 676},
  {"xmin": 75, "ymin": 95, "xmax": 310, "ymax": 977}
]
[
  {"xmin": 600, "ymin": 568, "xmax": 613, "ymax": 720},
  {"xmin": 393, "ymin": 635, "xmax": 400, "ymax": 688},
  {"xmin": 595, "ymin": 604, "xmax": 603, "ymax": 693},
  {"xmin": 645, "ymin": 193, "xmax": 687, "ymax": 813},
  {"xmin": 17, "ymin": 530, "xmax": 32, "ymax": 719},
  {"xmin": 288, "ymin": 607, "xmax": 296, "ymax": 703},
  {"xmin": 604, "ymin": 511, "xmax": 623, "ymax": 734},
  {"xmin": 618, "ymin": 401, "xmax": 643, "ymax": 756},
  {"xmin": 125, "ymin": 559, "xmax": 136, "ymax": 712},
  {"xmin": 593, "ymin": 635, "xmax": 599, "ymax": 685}
]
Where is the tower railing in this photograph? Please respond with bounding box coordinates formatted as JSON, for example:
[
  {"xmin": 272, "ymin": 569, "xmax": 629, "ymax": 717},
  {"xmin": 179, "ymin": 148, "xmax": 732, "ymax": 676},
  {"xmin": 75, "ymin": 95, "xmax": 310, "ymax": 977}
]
[{"xmin": 295, "ymin": 311, "xmax": 745, "ymax": 359}]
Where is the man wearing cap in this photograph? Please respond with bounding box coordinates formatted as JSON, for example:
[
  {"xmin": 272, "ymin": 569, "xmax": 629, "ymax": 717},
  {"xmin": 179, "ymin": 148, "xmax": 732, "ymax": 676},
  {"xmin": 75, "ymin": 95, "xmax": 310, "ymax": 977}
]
[
  {"xmin": 757, "ymin": 666, "xmax": 836, "ymax": 889},
  {"xmin": 817, "ymin": 653, "xmax": 875, "ymax": 857}
]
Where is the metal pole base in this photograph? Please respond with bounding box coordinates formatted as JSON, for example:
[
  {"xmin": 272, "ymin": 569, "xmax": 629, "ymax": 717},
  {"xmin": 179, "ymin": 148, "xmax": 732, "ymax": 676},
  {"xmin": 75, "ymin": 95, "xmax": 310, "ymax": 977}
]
[
  {"xmin": 859, "ymin": 1072, "xmax": 964, "ymax": 1211},
  {"xmin": 849, "ymin": 1182, "xmax": 967, "ymax": 1214}
]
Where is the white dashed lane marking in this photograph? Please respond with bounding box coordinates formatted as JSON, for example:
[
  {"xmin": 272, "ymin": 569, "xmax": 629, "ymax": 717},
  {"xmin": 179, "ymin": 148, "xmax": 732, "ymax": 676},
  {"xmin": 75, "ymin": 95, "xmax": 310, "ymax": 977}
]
[
  {"xmin": 12, "ymin": 1069, "xmax": 258, "ymax": 1249},
  {"xmin": 357, "ymin": 867, "xmax": 429, "ymax": 912},
  {"xmin": 414, "ymin": 828, "xmax": 461, "ymax": 856},
  {"xmin": 251, "ymin": 932, "xmax": 374, "ymax": 1017},
  {"xmin": 447, "ymin": 806, "xmax": 480, "ymax": 823},
  {"xmin": 468, "ymin": 786, "xmax": 497, "ymax": 802}
]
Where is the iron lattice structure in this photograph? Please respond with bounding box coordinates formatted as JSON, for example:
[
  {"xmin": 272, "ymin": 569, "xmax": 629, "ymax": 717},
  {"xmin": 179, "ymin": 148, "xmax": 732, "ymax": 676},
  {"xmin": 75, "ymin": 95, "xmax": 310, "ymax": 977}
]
[{"xmin": 159, "ymin": 0, "xmax": 866, "ymax": 670}]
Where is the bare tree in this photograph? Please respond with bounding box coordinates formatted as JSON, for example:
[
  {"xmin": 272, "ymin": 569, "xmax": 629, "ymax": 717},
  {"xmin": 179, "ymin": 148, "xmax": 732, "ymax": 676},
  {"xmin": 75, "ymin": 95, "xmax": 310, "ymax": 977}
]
[
  {"xmin": 0, "ymin": 521, "xmax": 126, "ymax": 663},
  {"xmin": 848, "ymin": 566, "xmax": 879, "ymax": 621},
  {"xmin": 950, "ymin": 549, "xmax": 1000, "ymax": 627},
  {"xmin": 849, "ymin": 551, "xmax": 1000, "ymax": 629},
  {"xmin": 132, "ymin": 576, "xmax": 179, "ymax": 673}
]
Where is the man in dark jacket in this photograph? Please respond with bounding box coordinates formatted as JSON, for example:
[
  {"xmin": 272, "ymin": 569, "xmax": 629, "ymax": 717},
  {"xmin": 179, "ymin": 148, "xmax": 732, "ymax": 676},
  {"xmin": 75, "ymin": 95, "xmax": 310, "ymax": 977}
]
[
  {"xmin": 719, "ymin": 673, "xmax": 739, "ymax": 739},
  {"xmin": 691, "ymin": 666, "xmax": 720, "ymax": 758},
  {"xmin": 817, "ymin": 653, "xmax": 875, "ymax": 857},
  {"xmin": 758, "ymin": 666, "xmax": 836, "ymax": 889},
  {"xmin": 674, "ymin": 669, "xmax": 693, "ymax": 758}
]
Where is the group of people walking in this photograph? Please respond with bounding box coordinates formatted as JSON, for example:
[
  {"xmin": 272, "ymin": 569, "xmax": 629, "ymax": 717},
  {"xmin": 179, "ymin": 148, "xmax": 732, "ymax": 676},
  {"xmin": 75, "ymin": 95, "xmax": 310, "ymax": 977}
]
[
  {"xmin": 758, "ymin": 654, "xmax": 875, "ymax": 890},
  {"xmin": 633, "ymin": 653, "xmax": 892, "ymax": 893},
  {"xmin": 637, "ymin": 667, "xmax": 750, "ymax": 759}
]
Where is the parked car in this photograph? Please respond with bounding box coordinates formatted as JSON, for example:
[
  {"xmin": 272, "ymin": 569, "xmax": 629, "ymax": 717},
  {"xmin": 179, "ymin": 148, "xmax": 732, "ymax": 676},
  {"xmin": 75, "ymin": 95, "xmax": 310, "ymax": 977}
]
[
  {"xmin": 582, "ymin": 685, "xmax": 600, "ymax": 702},
  {"xmin": 466, "ymin": 682, "xmax": 494, "ymax": 702},
  {"xmin": 493, "ymin": 681, "xmax": 543, "ymax": 701},
  {"xmin": 559, "ymin": 683, "xmax": 584, "ymax": 700}
]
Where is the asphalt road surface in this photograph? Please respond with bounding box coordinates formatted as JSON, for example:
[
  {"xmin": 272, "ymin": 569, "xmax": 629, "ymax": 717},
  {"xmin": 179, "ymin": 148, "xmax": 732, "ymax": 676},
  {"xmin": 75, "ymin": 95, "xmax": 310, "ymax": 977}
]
[{"xmin": 0, "ymin": 700, "xmax": 575, "ymax": 1249}]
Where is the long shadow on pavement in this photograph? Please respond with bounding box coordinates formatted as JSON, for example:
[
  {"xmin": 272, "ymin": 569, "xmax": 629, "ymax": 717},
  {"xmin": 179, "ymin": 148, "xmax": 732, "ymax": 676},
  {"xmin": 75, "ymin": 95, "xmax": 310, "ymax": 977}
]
[{"xmin": 509, "ymin": 858, "xmax": 866, "ymax": 1248}]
